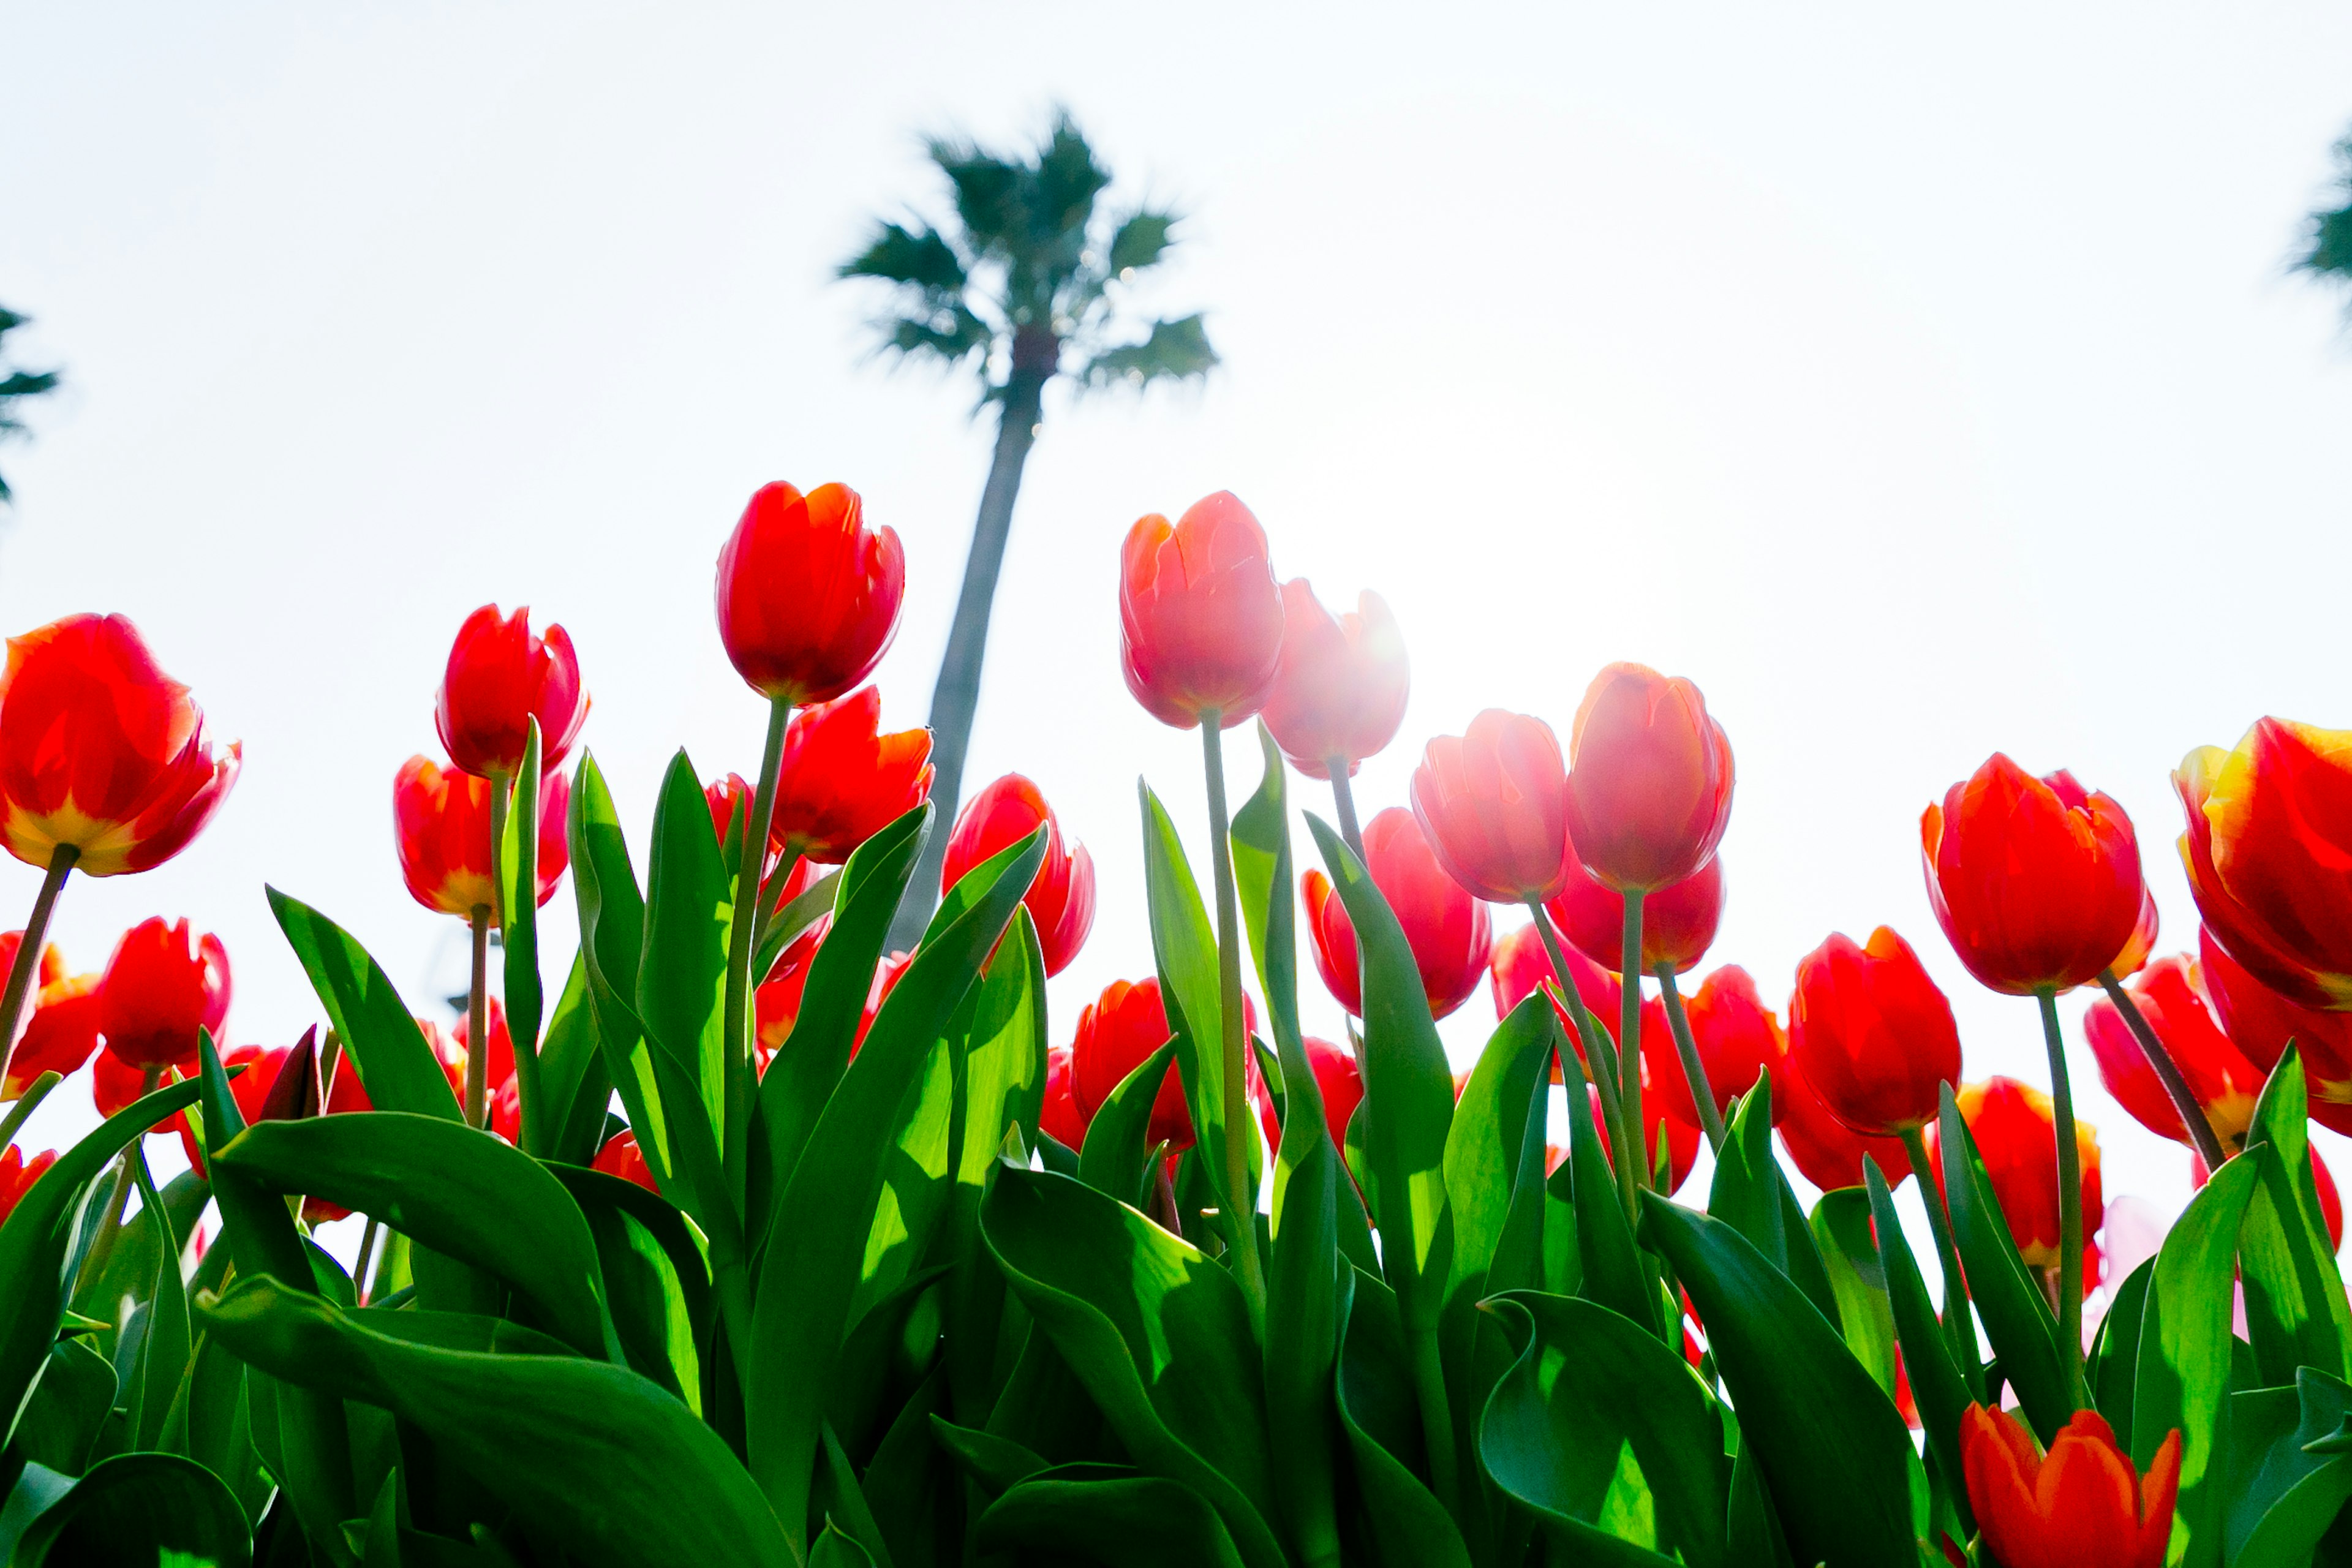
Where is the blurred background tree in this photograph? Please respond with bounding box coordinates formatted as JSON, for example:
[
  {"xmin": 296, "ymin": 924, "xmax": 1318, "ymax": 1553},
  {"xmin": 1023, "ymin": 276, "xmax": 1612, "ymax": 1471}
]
[
  {"xmin": 2297, "ymin": 130, "xmax": 2352, "ymax": 296},
  {"xmin": 0, "ymin": 304, "xmax": 61, "ymax": 508},
  {"xmin": 840, "ymin": 111, "xmax": 1218, "ymax": 948}
]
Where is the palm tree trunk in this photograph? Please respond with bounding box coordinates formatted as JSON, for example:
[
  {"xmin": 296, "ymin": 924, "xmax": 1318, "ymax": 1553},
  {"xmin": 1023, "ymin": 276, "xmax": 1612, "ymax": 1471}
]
[{"xmin": 889, "ymin": 368, "xmax": 1049, "ymax": 950}]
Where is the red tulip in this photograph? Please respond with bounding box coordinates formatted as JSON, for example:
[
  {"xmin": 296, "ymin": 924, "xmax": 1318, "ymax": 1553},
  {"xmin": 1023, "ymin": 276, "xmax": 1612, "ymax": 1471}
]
[
  {"xmin": 0, "ymin": 614, "xmax": 239, "ymax": 876},
  {"xmin": 855, "ymin": 951, "xmax": 914, "ymax": 1053},
  {"xmin": 707, "ymin": 775, "xmax": 826, "ymax": 900},
  {"xmin": 2177, "ymin": 720, "xmax": 2352, "ymax": 1010},
  {"xmin": 1261, "ymin": 581, "xmax": 1409, "ymax": 778},
  {"xmin": 451, "ymin": 997, "xmax": 517, "ymax": 1102},
  {"xmin": 1776, "ymin": 1054, "xmax": 1913, "ymax": 1193},
  {"xmin": 317, "ymin": 1019, "xmax": 467, "ymax": 1121},
  {"xmin": 1787, "ymin": 927, "xmax": 1961, "ymax": 1137},
  {"xmin": 754, "ymin": 921, "xmax": 826, "ymax": 1057},
  {"xmin": 1547, "ymin": 852, "xmax": 1723, "ymax": 977},
  {"xmin": 1652, "ymin": 964, "xmax": 1781, "ymax": 1128},
  {"xmin": 1559, "ymin": 663, "xmax": 1734, "ymax": 893},
  {"xmin": 1118, "ymin": 492, "xmax": 1286, "ymax": 729},
  {"xmin": 1039, "ymin": 1044, "xmax": 1090, "ymax": 1152},
  {"xmin": 2, "ymin": 967, "xmax": 102, "ymax": 1096},
  {"xmin": 1305, "ymin": 1035, "xmax": 1363, "ymax": 1152},
  {"xmin": 434, "ymin": 605, "xmax": 587, "ymax": 778},
  {"xmin": 2113, "ymin": 886, "xmax": 2160, "ymax": 981},
  {"xmin": 1303, "ymin": 807, "xmax": 1491, "ymax": 1020},
  {"xmin": 1960, "ymin": 1404, "xmax": 2179, "ymax": 1568},
  {"xmin": 0, "ymin": 935, "xmax": 62, "ymax": 997},
  {"xmin": 592, "ymin": 1129, "xmax": 660, "ymax": 1194},
  {"xmin": 0, "ymin": 1143, "xmax": 56, "ymax": 1226},
  {"xmin": 715, "ymin": 481, "xmax": 904, "ymax": 704},
  {"xmin": 2082, "ymin": 955, "xmax": 2262, "ymax": 1149},
  {"xmin": 1488, "ymin": 921, "xmax": 1638, "ymax": 1080},
  {"xmin": 175, "ymin": 1039, "xmax": 292, "ymax": 1177},
  {"xmin": 1927, "ymin": 1076, "xmax": 2102, "ymax": 1280},
  {"xmin": 2193, "ymin": 1144, "xmax": 2342, "ymax": 1252},
  {"xmin": 1410, "ymin": 710, "xmax": 1573, "ymax": 903},
  {"xmin": 394, "ymin": 755, "xmax": 570, "ymax": 918},
  {"xmin": 767, "ymin": 688, "xmax": 933, "ymax": 865},
  {"xmin": 99, "ymin": 918, "xmax": 230, "ymax": 1069},
  {"xmin": 1069, "ymin": 976, "xmax": 1264, "ymax": 1156},
  {"xmin": 941, "ymin": 774, "xmax": 1095, "ymax": 976},
  {"xmin": 1921, "ymin": 756, "xmax": 2144, "ymax": 996},
  {"xmin": 2197, "ymin": 925, "xmax": 2352, "ymax": 1135}
]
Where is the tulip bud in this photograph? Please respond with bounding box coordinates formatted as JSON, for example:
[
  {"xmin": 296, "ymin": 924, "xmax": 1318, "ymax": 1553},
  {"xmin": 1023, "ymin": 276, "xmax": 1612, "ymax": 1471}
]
[
  {"xmin": 1960, "ymin": 1404, "xmax": 2179, "ymax": 1568},
  {"xmin": 767, "ymin": 688, "xmax": 933, "ymax": 865},
  {"xmin": 1302, "ymin": 807, "xmax": 1491, "ymax": 1020},
  {"xmin": 1411, "ymin": 710, "xmax": 1573, "ymax": 903},
  {"xmin": 1118, "ymin": 492, "xmax": 1286, "ymax": 729},
  {"xmin": 1786, "ymin": 926, "xmax": 1960, "ymax": 1137},
  {"xmin": 434, "ymin": 605, "xmax": 587, "ymax": 778},
  {"xmin": 1560, "ymin": 663, "xmax": 1733, "ymax": 894},
  {"xmin": 1547, "ymin": 852, "xmax": 1722, "ymax": 976},
  {"xmin": 2082, "ymin": 955, "xmax": 2261, "ymax": 1149},
  {"xmin": 0, "ymin": 614, "xmax": 239, "ymax": 876},
  {"xmin": 394, "ymin": 756, "xmax": 570, "ymax": 919},
  {"xmin": 715, "ymin": 482, "xmax": 905, "ymax": 704},
  {"xmin": 98, "ymin": 917, "xmax": 230, "ymax": 1069},
  {"xmin": 177, "ymin": 1034, "xmax": 318, "ymax": 1178},
  {"xmin": 1261, "ymin": 581, "xmax": 1409, "ymax": 778},
  {"xmin": 943, "ymin": 774, "xmax": 1095, "ymax": 977}
]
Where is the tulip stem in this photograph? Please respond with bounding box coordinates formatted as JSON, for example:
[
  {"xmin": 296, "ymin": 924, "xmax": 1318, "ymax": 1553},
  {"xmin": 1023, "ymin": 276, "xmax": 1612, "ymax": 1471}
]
[
  {"xmin": 465, "ymin": 907, "xmax": 491, "ymax": 1129},
  {"xmin": 0, "ymin": 1071, "xmax": 59, "ymax": 1152},
  {"xmin": 1527, "ymin": 903, "xmax": 1639, "ymax": 1227},
  {"xmin": 0, "ymin": 843, "xmax": 78, "ymax": 1101},
  {"xmin": 723, "ymin": 696, "xmax": 792, "ymax": 1207},
  {"xmin": 487, "ymin": 769, "xmax": 511, "ymax": 930},
  {"xmin": 2096, "ymin": 968, "xmax": 2229, "ymax": 1172},
  {"xmin": 2035, "ymin": 989, "xmax": 2087, "ymax": 1407},
  {"xmin": 353, "ymin": 1216, "xmax": 382, "ymax": 1305},
  {"xmin": 1620, "ymin": 891, "xmax": 1649, "ymax": 1194},
  {"xmin": 77, "ymin": 1065, "xmax": 161, "ymax": 1295},
  {"xmin": 1901, "ymin": 1126, "xmax": 1983, "ymax": 1400},
  {"xmin": 1325, "ymin": 761, "xmax": 1366, "ymax": 863},
  {"xmin": 1199, "ymin": 714, "xmax": 1268, "ymax": 1341},
  {"xmin": 1654, "ymin": 965, "xmax": 1727, "ymax": 1152}
]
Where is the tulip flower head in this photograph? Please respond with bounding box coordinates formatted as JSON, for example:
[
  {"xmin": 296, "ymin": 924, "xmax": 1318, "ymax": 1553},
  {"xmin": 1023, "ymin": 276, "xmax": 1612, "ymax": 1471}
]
[
  {"xmin": 0, "ymin": 614, "xmax": 239, "ymax": 876},
  {"xmin": 1654, "ymin": 964, "xmax": 1781, "ymax": 1128},
  {"xmin": 434, "ymin": 604, "xmax": 587, "ymax": 778},
  {"xmin": 0, "ymin": 1144, "xmax": 55, "ymax": 1226},
  {"xmin": 1411, "ymin": 710, "xmax": 1573, "ymax": 903},
  {"xmin": 1303, "ymin": 807, "xmax": 1491, "ymax": 1020},
  {"xmin": 592, "ymin": 1130, "xmax": 660, "ymax": 1194},
  {"xmin": 942, "ymin": 774, "xmax": 1096, "ymax": 976},
  {"xmin": 1928, "ymin": 1076, "xmax": 2102, "ymax": 1280},
  {"xmin": 2196, "ymin": 925, "xmax": 2352, "ymax": 1134},
  {"xmin": 1039, "ymin": 1043, "xmax": 1090, "ymax": 1152},
  {"xmin": 0, "ymin": 933, "xmax": 62, "ymax": 996},
  {"xmin": 1488, "ymin": 921, "xmax": 1644, "ymax": 1081},
  {"xmin": 716, "ymin": 481, "xmax": 905, "ymax": 704},
  {"xmin": 1787, "ymin": 927, "xmax": 1961, "ymax": 1137},
  {"xmin": 2082, "ymin": 954, "xmax": 2262, "ymax": 1150},
  {"xmin": 98, "ymin": 917, "xmax": 230, "ymax": 1069},
  {"xmin": 1068, "ymin": 976, "xmax": 1264, "ymax": 1156},
  {"xmin": 1547, "ymin": 851, "xmax": 1723, "ymax": 977},
  {"xmin": 1921, "ymin": 756, "xmax": 2144, "ymax": 997},
  {"xmin": 175, "ymin": 1039, "xmax": 294, "ymax": 1177},
  {"xmin": 1304, "ymin": 1035, "xmax": 1363, "ymax": 1152},
  {"xmin": 2113, "ymin": 886, "xmax": 2160, "ymax": 981},
  {"xmin": 1776, "ymin": 1055, "xmax": 1913, "ymax": 1193},
  {"xmin": 1261, "ymin": 581, "xmax": 1409, "ymax": 778},
  {"xmin": 1560, "ymin": 663, "xmax": 1734, "ymax": 894},
  {"xmin": 1118, "ymin": 492, "xmax": 1286, "ymax": 729},
  {"xmin": 1960, "ymin": 1404, "xmax": 2179, "ymax": 1568},
  {"xmin": 393, "ymin": 756, "xmax": 570, "ymax": 918},
  {"xmin": 1, "ymin": 967, "xmax": 101, "ymax": 1096},
  {"xmin": 767, "ymin": 688, "xmax": 933, "ymax": 865},
  {"xmin": 2176, "ymin": 719, "xmax": 2352, "ymax": 1010}
]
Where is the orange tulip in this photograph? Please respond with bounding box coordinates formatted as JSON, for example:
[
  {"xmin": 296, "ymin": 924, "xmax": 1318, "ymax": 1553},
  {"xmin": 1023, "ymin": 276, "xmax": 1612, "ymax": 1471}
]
[
  {"xmin": 766, "ymin": 688, "xmax": 933, "ymax": 865},
  {"xmin": 1559, "ymin": 663, "xmax": 1734, "ymax": 893},
  {"xmin": 715, "ymin": 481, "xmax": 904, "ymax": 705},
  {"xmin": 2197, "ymin": 925, "xmax": 2352, "ymax": 1136},
  {"xmin": 0, "ymin": 1143, "xmax": 56, "ymax": 1226},
  {"xmin": 1261, "ymin": 581, "xmax": 1409, "ymax": 778},
  {"xmin": 393, "ymin": 756, "xmax": 570, "ymax": 918},
  {"xmin": 1653, "ymin": 964, "xmax": 1779, "ymax": 1128},
  {"xmin": 0, "ymin": 613, "xmax": 239, "ymax": 876},
  {"xmin": 1303, "ymin": 807, "xmax": 1491, "ymax": 1020},
  {"xmin": 1921, "ymin": 756, "xmax": 2143, "ymax": 995},
  {"xmin": 1410, "ymin": 710, "xmax": 1573, "ymax": 903},
  {"xmin": 98, "ymin": 917, "xmax": 230, "ymax": 1069},
  {"xmin": 1118, "ymin": 492, "xmax": 1286, "ymax": 729},
  {"xmin": 1960, "ymin": 1404, "xmax": 2178, "ymax": 1568},
  {"xmin": 592, "ymin": 1129, "xmax": 660, "ymax": 1194},
  {"xmin": 1786, "ymin": 927, "xmax": 1961, "ymax": 1136},
  {"xmin": 1546, "ymin": 851, "xmax": 1722, "ymax": 976},
  {"xmin": 434, "ymin": 604, "xmax": 587, "ymax": 778},
  {"xmin": 2176, "ymin": 720, "xmax": 2352, "ymax": 1010},
  {"xmin": 2082, "ymin": 954, "xmax": 2261, "ymax": 1149},
  {"xmin": 1776, "ymin": 1054, "xmax": 1913, "ymax": 1193},
  {"xmin": 1927, "ymin": 1076, "xmax": 2101, "ymax": 1280},
  {"xmin": 941, "ymin": 774, "xmax": 1095, "ymax": 976}
]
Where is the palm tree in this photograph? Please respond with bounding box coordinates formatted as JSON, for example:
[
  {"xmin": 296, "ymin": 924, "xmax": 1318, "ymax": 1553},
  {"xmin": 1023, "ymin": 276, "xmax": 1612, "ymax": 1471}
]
[
  {"xmin": 0, "ymin": 304, "xmax": 61, "ymax": 507},
  {"xmin": 2299, "ymin": 132, "xmax": 2352, "ymax": 295},
  {"xmin": 842, "ymin": 111, "xmax": 1218, "ymax": 948}
]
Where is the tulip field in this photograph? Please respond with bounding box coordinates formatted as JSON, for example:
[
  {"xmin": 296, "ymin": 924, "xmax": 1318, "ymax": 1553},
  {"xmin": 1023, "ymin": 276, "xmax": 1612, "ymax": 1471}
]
[{"xmin": 2, "ymin": 480, "xmax": 2350, "ymax": 1568}]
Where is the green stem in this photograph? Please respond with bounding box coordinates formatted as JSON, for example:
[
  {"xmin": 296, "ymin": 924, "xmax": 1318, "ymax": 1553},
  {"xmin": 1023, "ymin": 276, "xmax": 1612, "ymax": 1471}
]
[
  {"xmin": 1200, "ymin": 714, "xmax": 1268, "ymax": 1340},
  {"xmin": 353, "ymin": 1217, "xmax": 382, "ymax": 1305},
  {"xmin": 2097, "ymin": 968, "xmax": 2229, "ymax": 1172},
  {"xmin": 1326, "ymin": 761, "xmax": 1366, "ymax": 863},
  {"xmin": 1527, "ymin": 903, "xmax": 1638, "ymax": 1226},
  {"xmin": 722, "ymin": 697, "xmax": 792, "ymax": 1199},
  {"xmin": 2036, "ymin": 989, "xmax": 2086, "ymax": 1407},
  {"xmin": 1902, "ymin": 1125, "xmax": 1984, "ymax": 1401},
  {"xmin": 0, "ymin": 844, "xmax": 78, "ymax": 1099},
  {"xmin": 0, "ymin": 1071, "xmax": 61, "ymax": 1152},
  {"xmin": 1620, "ymin": 890, "xmax": 1649, "ymax": 1193},
  {"xmin": 1406, "ymin": 1316, "xmax": 1461, "ymax": 1518},
  {"xmin": 487, "ymin": 770, "xmax": 511, "ymax": 930},
  {"xmin": 77, "ymin": 1063, "xmax": 160, "ymax": 1295},
  {"xmin": 465, "ymin": 907, "xmax": 490, "ymax": 1129},
  {"xmin": 1654, "ymin": 963, "xmax": 1726, "ymax": 1152}
]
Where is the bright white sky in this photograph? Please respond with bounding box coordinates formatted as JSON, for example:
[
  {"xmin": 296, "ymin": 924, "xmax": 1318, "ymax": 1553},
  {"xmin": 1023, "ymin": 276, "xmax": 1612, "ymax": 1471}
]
[{"xmin": 8, "ymin": 2, "xmax": 2352, "ymax": 1261}]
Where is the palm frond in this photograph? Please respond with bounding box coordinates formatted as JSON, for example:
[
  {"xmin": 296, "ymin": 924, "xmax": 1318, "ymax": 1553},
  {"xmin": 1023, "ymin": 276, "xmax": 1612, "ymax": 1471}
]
[
  {"xmin": 0, "ymin": 305, "xmax": 59, "ymax": 507},
  {"xmin": 869, "ymin": 308, "xmax": 992, "ymax": 369},
  {"xmin": 1031, "ymin": 111, "xmax": 1112, "ymax": 247},
  {"xmin": 838, "ymin": 221, "xmax": 970, "ymax": 293},
  {"xmin": 1106, "ymin": 208, "xmax": 1180, "ymax": 276},
  {"xmin": 927, "ymin": 137, "xmax": 1027, "ymax": 257},
  {"xmin": 2302, "ymin": 135, "xmax": 2352, "ymax": 285},
  {"xmin": 1076, "ymin": 313, "xmax": 1218, "ymax": 393}
]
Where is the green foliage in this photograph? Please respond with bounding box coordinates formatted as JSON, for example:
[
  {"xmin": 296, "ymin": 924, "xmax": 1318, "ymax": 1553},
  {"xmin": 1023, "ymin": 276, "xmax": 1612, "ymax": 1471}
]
[{"xmin": 0, "ymin": 302, "xmax": 60, "ymax": 506}]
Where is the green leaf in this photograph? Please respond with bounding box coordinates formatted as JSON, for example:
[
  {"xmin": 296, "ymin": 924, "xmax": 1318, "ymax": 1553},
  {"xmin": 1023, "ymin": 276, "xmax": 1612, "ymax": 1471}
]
[
  {"xmin": 976, "ymin": 1472, "xmax": 1247, "ymax": 1568},
  {"xmin": 267, "ymin": 888, "xmax": 462, "ymax": 1121},
  {"xmin": 1935, "ymin": 1083, "xmax": 2067, "ymax": 1442},
  {"xmin": 502, "ymin": 723, "xmax": 547, "ymax": 1153},
  {"xmin": 1442, "ymin": 998, "xmax": 1554, "ymax": 1313},
  {"xmin": 125, "ymin": 1153, "xmax": 192, "ymax": 1453},
  {"xmin": 2238, "ymin": 1047, "xmax": 2352, "ymax": 1385},
  {"xmin": 1139, "ymin": 783, "xmax": 1246, "ymax": 1222},
  {"xmin": 11, "ymin": 1337, "xmax": 113, "ymax": 1475},
  {"xmin": 2133, "ymin": 1150, "xmax": 2257, "ymax": 1568},
  {"xmin": 2225, "ymin": 1368, "xmax": 2352, "ymax": 1566},
  {"xmin": 745, "ymin": 827, "xmax": 1042, "ymax": 1555},
  {"xmin": 1076, "ymin": 1038, "xmax": 1178, "ymax": 1206},
  {"xmin": 1706, "ymin": 1073, "xmax": 1840, "ymax": 1332},
  {"xmin": 1559, "ymin": 1035, "xmax": 1653, "ymax": 1335},
  {"xmin": 538, "ymin": 951, "xmax": 614, "ymax": 1166},
  {"xmin": 557, "ymin": 1164, "xmax": 710, "ymax": 1407},
  {"xmin": 637, "ymin": 750, "xmax": 733, "ymax": 1154},
  {"xmin": 10, "ymin": 1452, "xmax": 253, "ymax": 1568},
  {"xmin": 1862, "ymin": 1159, "xmax": 1975, "ymax": 1539},
  {"xmin": 217, "ymin": 1114, "xmax": 616, "ymax": 1362},
  {"xmin": 1333, "ymin": 1267, "xmax": 1473, "ymax": 1568},
  {"xmin": 196, "ymin": 1275, "xmax": 800, "ymax": 1568},
  {"xmin": 2089, "ymin": 1254, "xmax": 2154, "ymax": 1445},
  {"xmin": 0, "ymin": 1074, "xmax": 205, "ymax": 1451},
  {"xmin": 570, "ymin": 752, "xmax": 666, "ymax": 1189},
  {"xmin": 810, "ymin": 1520, "xmax": 878, "ymax": 1568},
  {"xmin": 981, "ymin": 1163, "xmax": 1287, "ymax": 1568},
  {"xmin": 1811, "ymin": 1188, "xmax": 1896, "ymax": 1400},
  {"xmin": 1478, "ymin": 1292, "xmax": 1728, "ymax": 1567},
  {"xmin": 1640, "ymin": 1194, "xmax": 1922, "ymax": 1567},
  {"xmin": 753, "ymin": 866, "xmax": 843, "ymax": 990},
  {"xmin": 927, "ymin": 1414, "xmax": 1046, "ymax": 1495}
]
